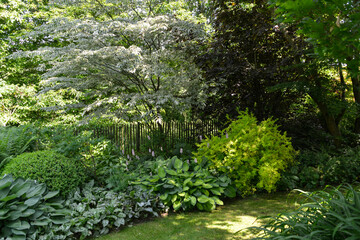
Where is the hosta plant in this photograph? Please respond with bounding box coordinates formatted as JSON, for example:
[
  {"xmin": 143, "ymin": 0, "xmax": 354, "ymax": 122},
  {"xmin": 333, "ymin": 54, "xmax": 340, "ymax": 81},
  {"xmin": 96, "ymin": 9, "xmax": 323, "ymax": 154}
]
[
  {"xmin": 48, "ymin": 180, "xmax": 166, "ymax": 240},
  {"xmin": 0, "ymin": 174, "xmax": 68, "ymax": 240},
  {"xmin": 134, "ymin": 156, "xmax": 236, "ymax": 212},
  {"xmin": 194, "ymin": 111, "xmax": 297, "ymax": 196}
]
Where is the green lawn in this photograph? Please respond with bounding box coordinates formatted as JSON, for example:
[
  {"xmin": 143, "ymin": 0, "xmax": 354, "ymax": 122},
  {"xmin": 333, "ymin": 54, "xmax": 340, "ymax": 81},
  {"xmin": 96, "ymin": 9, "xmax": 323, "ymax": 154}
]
[{"xmin": 96, "ymin": 192, "xmax": 303, "ymax": 240}]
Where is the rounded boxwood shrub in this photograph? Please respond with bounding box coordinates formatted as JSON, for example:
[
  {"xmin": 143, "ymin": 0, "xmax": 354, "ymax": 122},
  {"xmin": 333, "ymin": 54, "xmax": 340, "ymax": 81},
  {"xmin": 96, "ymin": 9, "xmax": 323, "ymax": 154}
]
[
  {"xmin": 193, "ymin": 111, "xmax": 297, "ymax": 196},
  {"xmin": 2, "ymin": 150, "xmax": 87, "ymax": 196}
]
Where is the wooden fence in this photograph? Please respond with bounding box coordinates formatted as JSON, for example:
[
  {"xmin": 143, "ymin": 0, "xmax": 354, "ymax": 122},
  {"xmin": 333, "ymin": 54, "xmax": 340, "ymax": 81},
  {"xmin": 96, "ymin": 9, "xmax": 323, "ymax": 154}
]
[{"xmin": 75, "ymin": 120, "xmax": 219, "ymax": 155}]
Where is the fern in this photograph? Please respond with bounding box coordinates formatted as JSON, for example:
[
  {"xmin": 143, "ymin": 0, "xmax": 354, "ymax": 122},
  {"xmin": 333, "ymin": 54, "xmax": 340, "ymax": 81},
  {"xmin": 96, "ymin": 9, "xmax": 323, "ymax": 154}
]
[{"xmin": 0, "ymin": 125, "xmax": 36, "ymax": 170}]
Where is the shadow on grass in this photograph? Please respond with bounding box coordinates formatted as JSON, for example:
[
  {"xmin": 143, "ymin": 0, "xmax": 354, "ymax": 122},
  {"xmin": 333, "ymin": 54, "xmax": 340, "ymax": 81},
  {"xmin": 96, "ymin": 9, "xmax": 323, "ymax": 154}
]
[{"xmin": 96, "ymin": 191, "xmax": 304, "ymax": 240}]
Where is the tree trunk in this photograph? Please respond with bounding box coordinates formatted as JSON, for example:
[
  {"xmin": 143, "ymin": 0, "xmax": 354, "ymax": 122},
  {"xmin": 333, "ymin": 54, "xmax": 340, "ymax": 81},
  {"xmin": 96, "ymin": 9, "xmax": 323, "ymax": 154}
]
[
  {"xmin": 348, "ymin": 63, "xmax": 360, "ymax": 133},
  {"xmin": 311, "ymin": 95, "xmax": 342, "ymax": 147}
]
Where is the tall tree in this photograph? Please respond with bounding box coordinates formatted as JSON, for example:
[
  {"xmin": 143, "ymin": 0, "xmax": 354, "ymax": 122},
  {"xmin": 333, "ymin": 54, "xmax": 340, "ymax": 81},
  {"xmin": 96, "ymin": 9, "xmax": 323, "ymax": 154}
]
[
  {"xmin": 10, "ymin": 0, "xmax": 208, "ymax": 121},
  {"xmin": 195, "ymin": 0, "xmax": 303, "ymax": 124},
  {"xmin": 269, "ymin": 0, "xmax": 360, "ymax": 136}
]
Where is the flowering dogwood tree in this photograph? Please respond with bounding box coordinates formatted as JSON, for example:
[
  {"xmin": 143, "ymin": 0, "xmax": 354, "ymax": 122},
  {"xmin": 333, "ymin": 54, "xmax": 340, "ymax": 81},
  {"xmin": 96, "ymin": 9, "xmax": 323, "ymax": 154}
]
[{"xmin": 11, "ymin": 0, "xmax": 208, "ymax": 121}]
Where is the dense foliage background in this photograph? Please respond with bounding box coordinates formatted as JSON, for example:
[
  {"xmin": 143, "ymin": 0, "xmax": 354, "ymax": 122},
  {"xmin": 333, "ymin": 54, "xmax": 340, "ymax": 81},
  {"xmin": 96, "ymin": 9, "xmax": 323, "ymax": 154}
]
[{"xmin": 1, "ymin": 0, "xmax": 360, "ymax": 239}]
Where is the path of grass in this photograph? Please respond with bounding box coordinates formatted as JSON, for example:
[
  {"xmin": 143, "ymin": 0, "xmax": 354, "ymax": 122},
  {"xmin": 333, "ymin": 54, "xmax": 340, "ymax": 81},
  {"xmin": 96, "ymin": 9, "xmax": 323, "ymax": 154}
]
[{"xmin": 96, "ymin": 191, "xmax": 304, "ymax": 240}]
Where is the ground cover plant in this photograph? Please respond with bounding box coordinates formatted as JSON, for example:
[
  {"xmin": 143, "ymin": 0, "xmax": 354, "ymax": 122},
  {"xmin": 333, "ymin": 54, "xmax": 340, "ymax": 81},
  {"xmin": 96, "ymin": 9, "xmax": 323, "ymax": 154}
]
[
  {"xmin": 256, "ymin": 185, "xmax": 360, "ymax": 240},
  {"xmin": 0, "ymin": 174, "xmax": 68, "ymax": 240},
  {"xmin": 134, "ymin": 156, "xmax": 236, "ymax": 211},
  {"xmin": 43, "ymin": 180, "xmax": 166, "ymax": 240}
]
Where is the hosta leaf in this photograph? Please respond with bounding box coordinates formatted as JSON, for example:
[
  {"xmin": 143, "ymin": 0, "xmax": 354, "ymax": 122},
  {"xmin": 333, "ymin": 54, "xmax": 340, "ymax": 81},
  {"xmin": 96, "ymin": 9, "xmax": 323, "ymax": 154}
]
[
  {"xmin": 24, "ymin": 196, "xmax": 41, "ymax": 207},
  {"xmin": 167, "ymin": 179, "xmax": 177, "ymax": 185},
  {"xmin": 190, "ymin": 196, "xmax": 197, "ymax": 206},
  {"xmin": 210, "ymin": 189, "xmax": 221, "ymax": 196},
  {"xmin": 1, "ymin": 194, "xmax": 17, "ymax": 202},
  {"xmin": 173, "ymin": 201, "xmax": 182, "ymax": 211},
  {"xmin": 183, "ymin": 178, "xmax": 192, "ymax": 186},
  {"xmin": 12, "ymin": 182, "xmax": 31, "ymax": 198},
  {"xmin": 166, "ymin": 169, "xmax": 177, "ymax": 176},
  {"xmin": 224, "ymin": 186, "xmax": 237, "ymax": 198},
  {"xmin": 160, "ymin": 193, "xmax": 168, "ymax": 201},
  {"xmin": 114, "ymin": 218, "xmax": 125, "ymax": 227},
  {"xmin": 213, "ymin": 197, "xmax": 224, "ymax": 206},
  {"xmin": 10, "ymin": 235, "xmax": 26, "ymax": 240},
  {"xmin": 43, "ymin": 191, "xmax": 59, "ymax": 200},
  {"xmin": 51, "ymin": 217, "xmax": 68, "ymax": 224},
  {"xmin": 182, "ymin": 162, "xmax": 189, "ymax": 172},
  {"xmin": 21, "ymin": 209, "xmax": 35, "ymax": 217},
  {"xmin": 0, "ymin": 187, "xmax": 11, "ymax": 201},
  {"xmin": 158, "ymin": 167, "xmax": 166, "ymax": 178},
  {"xmin": 10, "ymin": 229, "xmax": 26, "ymax": 236},
  {"xmin": 8, "ymin": 211, "xmax": 23, "ymax": 221},
  {"xmin": 0, "ymin": 209, "xmax": 10, "ymax": 216},
  {"xmin": 32, "ymin": 219, "xmax": 51, "ymax": 226},
  {"xmin": 7, "ymin": 220, "xmax": 30, "ymax": 230},
  {"xmin": 0, "ymin": 175, "xmax": 13, "ymax": 190},
  {"xmin": 174, "ymin": 158, "xmax": 183, "ymax": 170},
  {"xmin": 197, "ymin": 195, "xmax": 210, "ymax": 204},
  {"xmin": 26, "ymin": 184, "xmax": 46, "ymax": 198},
  {"xmin": 178, "ymin": 192, "xmax": 186, "ymax": 197},
  {"xmin": 194, "ymin": 179, "xmax": 204, "ymax": 186},
  {"xmin": 202, "ymin": 184, "xmax": 213, "ymax": 189}
]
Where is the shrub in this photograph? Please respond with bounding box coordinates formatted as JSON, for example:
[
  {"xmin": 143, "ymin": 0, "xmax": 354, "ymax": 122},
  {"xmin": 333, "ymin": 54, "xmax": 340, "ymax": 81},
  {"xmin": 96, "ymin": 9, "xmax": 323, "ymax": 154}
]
[
  {"xmin": 134, "ymin": 156, "xmax": 236, "ymax": 212},
  {"xmin": 256, "ymin": 185, "xmax": 360, "ymax": 239},
  {"xmin": 48, "ymin": 181, "xmax": 166, "ymax": 240},
  {"xmin": 279, "ymin": 147, "xmax": 360, "ymax": 190},
  {"xmin": 2, "ymin": 150, "xmax": 87, "ymax": 196},
  {"xmin": 193, "ymin": 111, "xmax": 297, "ymax": 196},
  {"xmin": 0, "ymin": 174, "xmax": 68, "ymax": 240}
]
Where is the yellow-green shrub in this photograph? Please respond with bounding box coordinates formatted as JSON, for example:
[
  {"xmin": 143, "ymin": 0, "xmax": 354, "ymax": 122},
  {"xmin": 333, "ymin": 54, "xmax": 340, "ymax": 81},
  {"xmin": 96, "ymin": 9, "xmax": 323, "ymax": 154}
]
[{"xmin": 193, "ymin": 112, "xmax": 297, "ymax": 196}]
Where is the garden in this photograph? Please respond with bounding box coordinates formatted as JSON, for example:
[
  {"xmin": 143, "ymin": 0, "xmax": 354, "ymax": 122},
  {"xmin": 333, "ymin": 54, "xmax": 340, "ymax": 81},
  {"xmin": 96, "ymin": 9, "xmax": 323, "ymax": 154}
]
[{"xmin": 1, "ymin": 0, "xmax": 360, "ymax": 239}]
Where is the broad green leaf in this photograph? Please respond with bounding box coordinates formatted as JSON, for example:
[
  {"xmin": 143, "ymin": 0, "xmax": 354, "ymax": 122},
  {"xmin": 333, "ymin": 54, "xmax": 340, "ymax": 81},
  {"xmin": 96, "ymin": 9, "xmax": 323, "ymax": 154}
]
[
  {"xmin": 190, "ymin": 196, "xmax": 197, "ymax": 206},
  {"xmin": 1, "ymin": 194, "xmax": 17, "ymax": 202},
  {"xmin": 174, "ymin": 158, "xmax": 183, "ymax": 170},
  {"xmin": 8, "ymin": 211, "xmax": 23, "ymax": 221},
  {"xmin": 0, "ymin": 209, "xmax": 10, "ymax": 216},
  {"xmin": 166, "ymin": 169, "xmax": 177, "ymax": 176},
  {"xmin": 210, "ymin": 189, "xmax": 221, "ymax": 196},
  {"xmin": 213, "ymin": 197, "xmax": 224, "ymax": 205},
  {"xmin": 197, "ymin": 195, "xmax": 209, "ymax": 204},
  {"xmin": 0, "ymin": 175, "xmax": 13, "ymax": 190},
  {"xmin": 21, "ymin": 209, "xmax": 35, "ymax": 217},
  {"xmin": 0, "ymin": 187, "xmax": 11, "ymax": 201},
  {"xmin": 43, "ymin": 191, "xmax": 59, "ymax": 200},
  {"xmin": 194, "ymin": 179, "xmax": 204, "ymax": 186},
  {"xmin": 158, "ymin": 167, "xmax": 166, "ymax": 178},
  {"xmin": 202, "ymin": 184, "xmax": 213, "ymax": 189},
  {"xmin": 32, "ymin": 219, "xmax": 51, "ymax": 226},
  {"xmin": 26, "ymin": 184, "xmax": 46, "ymax": 198},
  {"xmin": 182, "ymin": 162, "xmax": 189, "ymax": 172},
  {"xmin": 24, "ymin": 196, "xmax": 41, "ymax": 207},
  {"xmin": 160, "ymin": 193, "xmax": 168, "ymax": 201},
  {"xmin": 173, "ymin": 201, "xmax": 182, "ymax": 211},
  {"xmin": 224, "ymin": 186, "xmax": 237, "ymax": 198},
  {"xmin": 7, "ymin": 220, "xmax": 30, "ymax": 230}
]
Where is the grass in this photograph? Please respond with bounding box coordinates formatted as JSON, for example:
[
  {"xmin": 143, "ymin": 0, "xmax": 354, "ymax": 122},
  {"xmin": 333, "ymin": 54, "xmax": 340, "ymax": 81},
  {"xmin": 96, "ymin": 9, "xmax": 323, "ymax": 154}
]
[{"xmin": 96, "ymin": 191, "xmax": 304, "ymax": 240}]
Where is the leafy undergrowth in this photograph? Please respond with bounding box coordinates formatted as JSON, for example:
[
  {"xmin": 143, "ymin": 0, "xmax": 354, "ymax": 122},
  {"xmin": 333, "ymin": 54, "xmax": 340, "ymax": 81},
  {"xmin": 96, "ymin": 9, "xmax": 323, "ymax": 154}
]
[{"xmin": 95, "ymin": 192, "xmax": 303, "ymax": 240}]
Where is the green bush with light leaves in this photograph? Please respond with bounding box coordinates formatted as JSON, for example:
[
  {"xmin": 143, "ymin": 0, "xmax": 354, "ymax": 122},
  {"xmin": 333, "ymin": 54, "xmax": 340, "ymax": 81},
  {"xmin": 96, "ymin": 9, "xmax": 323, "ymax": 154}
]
[
  {"xmin": 193, "ymin": 111, "xmax": 297, "ymax": 196},
  {"xmin": 134, "ymin": 156, "xmax": 236, "ymax": 212},
  {"xmin": 0, "ymin": 174, "xmax": 68, "ymax": 240},
  {"xmin": 2, "ymin": 150, "xmax": 88, "ymax": 197}
]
